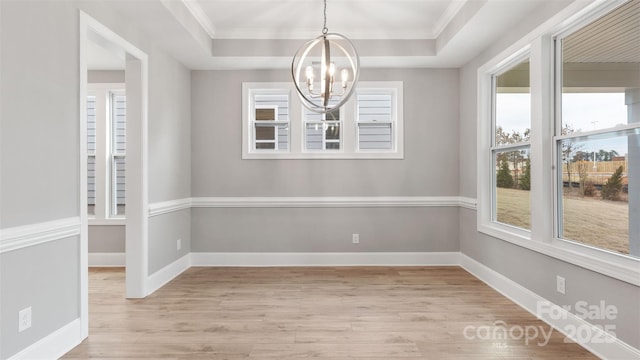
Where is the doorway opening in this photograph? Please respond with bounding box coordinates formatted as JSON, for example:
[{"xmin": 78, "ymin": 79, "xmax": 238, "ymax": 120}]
[{"xmin": 79, "ymin": 11, "xmax": 149, "ymax": 338}]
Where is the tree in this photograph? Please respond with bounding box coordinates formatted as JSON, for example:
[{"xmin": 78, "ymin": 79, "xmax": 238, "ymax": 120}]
[
  {"xmin": 494, "ymin": 128, "xmax": 530, "ymax": 189},
  {"xmin": 601, "ymin": 166, "xmax": 624, "ymax": 201},
  {"xmin": 496, "ymin": 160, "xmax": 514, "ymax": 188},
  {"xmin": 495, "ymin": 126, "xmax": 510, "ymax": 146},
  {"xmin": 511, "ymin": 131, "xmax": 529, "ymax": 188},
  {"xmin": 573, "ymin": 150, "xmax": 591, "ymax": 162},
  {"xmin": 561, "ymin": 125, "xmax": 582, "ymax": 190},
  {"xmin": 520, "ymin": 159, "xmax": 531, "ymax": 190},
  {"xmin": 576, "ymin": 160, "xmax": 589, "ymax": 196},
  {"xmin": 507, "ymin": 150, "xmax": 525, "ymax": 187},
  {"xmin": 583, "ymin": 180, "xmax": 597, "ymax": 197},
  {"xmin": 598, "ymin": 149, "xmax": 609, "ymax": 161}
]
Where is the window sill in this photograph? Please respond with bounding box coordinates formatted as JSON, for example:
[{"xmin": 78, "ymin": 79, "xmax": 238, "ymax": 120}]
[
  {"xmin": 478, "ymin": 222, "xmax": 640, "ymax": 286},
  {"xmin": 242, "ymin": 151, "xmax": 404, "ymax": 160},
  {"xmin": 88, "ymin": 218, "xmax": 126, "ymax": 226}
]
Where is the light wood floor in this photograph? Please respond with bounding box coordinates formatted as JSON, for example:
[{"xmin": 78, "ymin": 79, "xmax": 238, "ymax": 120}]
[{"xmin": 63, "ymin": 267, "xmax": 597, "ymax": 359}]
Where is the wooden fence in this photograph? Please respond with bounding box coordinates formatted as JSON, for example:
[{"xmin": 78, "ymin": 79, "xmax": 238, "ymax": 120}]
[{"xmin": 562, "ymin": 160, "xmax": 628, "ymax": 186}]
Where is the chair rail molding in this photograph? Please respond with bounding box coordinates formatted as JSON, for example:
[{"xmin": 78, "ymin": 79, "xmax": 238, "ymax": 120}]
[
  {"xmin": 189, "ymin": 196, "xmax": 477, "ymax": 209},
  {"xmin": 0, "ymin": 217, "xmax": 81, "ymax": 254}
]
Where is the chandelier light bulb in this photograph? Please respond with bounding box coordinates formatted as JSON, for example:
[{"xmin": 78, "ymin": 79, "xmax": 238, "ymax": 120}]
[
  {"xmin": 306, "ymin": 66, "xmax": 315, "ymax": 80},
  {"xmin": 341, "ymin": 68, "xmax": 349, "ymax": 88}
]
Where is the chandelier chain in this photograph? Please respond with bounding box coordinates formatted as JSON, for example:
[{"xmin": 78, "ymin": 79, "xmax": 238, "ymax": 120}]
[{"xmin": 322, "ymin": 0, "xmax": 328, "ymax": 34}]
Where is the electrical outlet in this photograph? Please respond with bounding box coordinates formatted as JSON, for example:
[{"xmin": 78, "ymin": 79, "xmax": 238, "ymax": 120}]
[
  {"xmin": 352, "ymin": 233, "xmax": 359, "ymax": 244},
  {"xmin": 177, "ymin": 239, "xmax": 182, "ymax": 251},
  {"xmin": 556, "ymin": 275, "xmax": 566, "ymax": 295},
  {"xmin": 18, "ymin": 307, "xmax": 32, "ymax": 332}
]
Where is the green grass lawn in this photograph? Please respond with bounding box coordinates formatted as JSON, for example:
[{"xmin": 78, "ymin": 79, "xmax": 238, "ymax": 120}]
[{"xmin": 496, "ymin": 187, "xmax": 629, "ymax": 255}]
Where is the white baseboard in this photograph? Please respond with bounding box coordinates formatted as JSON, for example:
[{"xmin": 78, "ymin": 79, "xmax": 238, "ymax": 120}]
[
  {"xmin": 9, "ymin": 318, "xmax": 82, "ymax": 360},
  {"xmin": 190, "ymin": 252, "xmax": 461, "ymax": 267},
  {"xmin": 146, "ymin": 254, "xmax": 191, "ymax": 296},
  {"xmin": 88, "ymin": 252, "xmax": 125, "ymax": 267},
  {"xmin": 459, "ymin": 254, "xmax": 640, "ymax": 360}
]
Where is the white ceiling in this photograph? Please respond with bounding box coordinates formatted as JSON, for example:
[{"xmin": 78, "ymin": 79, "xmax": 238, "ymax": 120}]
[
  {"xmin": 194, "ymin": 0, "xmax": 465, "ymax": 40},
  {"xmin": 88, "ymin": 0, "xmax": 560, "ymax": 70},
  {"xmin": 87, "ymin": 40, "xmax": 125, "ymax": 70}
]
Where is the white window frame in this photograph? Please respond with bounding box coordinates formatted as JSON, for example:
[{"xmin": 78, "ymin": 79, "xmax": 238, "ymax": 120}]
[
  {"xmin": 87, "ymin": 83, "xmax": 126, "ymax": 225},
  {"xmin": 356, "ymin": 87, "xmax": 400, "ymax": 154},
  {"xmin": 477, "ymin": 0, "xmax": 639, "ymax": 286},
  {"xmin": 303, "ymin": 113, "xmax": 343, "ymax": 152},
  {"xmin": 489, "ymin": 52, "xmax": 532, "ymax": 237},
  {"xmin": 243, "ymin": 85, "xmax": 291, "ymax": 156},
  {"xmin": 242, "ymin": 81, "xmax": 403, "ymax": 159}
]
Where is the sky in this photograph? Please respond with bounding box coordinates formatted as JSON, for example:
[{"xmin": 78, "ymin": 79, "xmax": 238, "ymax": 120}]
[{"xmin": 496, "ymin": 92, "xmax": 632, "ymax": 155}]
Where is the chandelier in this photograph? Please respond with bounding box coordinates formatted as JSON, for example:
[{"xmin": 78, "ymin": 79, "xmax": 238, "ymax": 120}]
[{"xmin": 291, "ymin": 0, "xmax": 360, "ymax": 114}]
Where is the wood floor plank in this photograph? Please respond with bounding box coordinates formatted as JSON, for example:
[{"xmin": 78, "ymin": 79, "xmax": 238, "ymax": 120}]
[{"xmin": 62, "ymin": 267, "xmax": 597, "ymax": 359}]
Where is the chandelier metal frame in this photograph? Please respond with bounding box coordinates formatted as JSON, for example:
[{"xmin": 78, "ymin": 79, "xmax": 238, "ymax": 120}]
[{"xmin": 291, "ymin": 0, "xmax": 360, "ymax": 114}]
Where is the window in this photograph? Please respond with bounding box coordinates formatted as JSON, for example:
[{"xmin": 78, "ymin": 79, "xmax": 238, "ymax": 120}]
[
  {"xmin": 87, "ymin": 84, "xmax": 126, "ymax": 221},
  {"xmin": 491, "ymin": 58, "xmax": 531, "ymax": 231},
  {"xmin": 87, "ymin": 95, "xmax": 97, "ymax": 215},
  {"xmin": 555, "ymin": 1, "xmax": 639, "ymax": 257},
  {"xmin": 242, "ymin": 81, "xmax": 403, "ymax": 159},
  {"xmin": 252, "ymin": 92, "xmax": 290, "ymax": 151},
  {"xmin": 478, "ymin": 0, "xmax": 639, "ymax": 285},
  {"xmin": 304, "ymin": 104, "xmax": 341, "ymax": 151},
  {"xmin": 111, "ymin": 93, "xmax": 126, "ymax": 216},
  {"xmin": 357, "ymin": 91, "xmax": 394, "ymax": 151}
]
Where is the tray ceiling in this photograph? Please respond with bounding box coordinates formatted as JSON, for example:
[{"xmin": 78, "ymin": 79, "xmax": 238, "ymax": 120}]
[{"xmin": 88, "ymin": 0, "xmax": 580, "ymax": 70}]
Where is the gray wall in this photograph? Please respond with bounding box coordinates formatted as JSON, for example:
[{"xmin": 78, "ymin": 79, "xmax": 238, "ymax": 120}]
[
  {"xmin": 0, "ymin": 0, "xmax": 79, "ymax": 229},
  {"xmin": 88, "ymin": 70, "xmax": 125, "ymax": 83},
  {"xmin": 0, "ymin": 237, "xmax": 80, "ymax": 359},
  {"xmin": 0, "ymin": 1, "xmax": 192, "ymax": 357},
  {"xmin": 192, "ymin": 68, "xmax": 459, "ymax": 197},
  {"xmin": 146, "ymin": 40, "xmax": 192, "ymax": 273},
  {"xmin": 190, "ymin": 68, "xmax": 460, "ymax": 253},
  {"xmin": 148, "ymin": 49, "xmax": 192, "ymax": 204},
  {"xmin": 149, "ymin": 209, "xmax": 191, "ymax": 274},
  {"xmin": 193, "ymin": 207, "xmax": 459, "ymax": 253},
  {"xmin": 1, "ymin": 2, "xmax": 81, "ymax": 358},
  {"xmin": 458, "ymin": 0, "xmax": 640, "ymax": 349},
  {"xmin": 88, "ymin": 226, "xmax": 125, "ymax": 253}
]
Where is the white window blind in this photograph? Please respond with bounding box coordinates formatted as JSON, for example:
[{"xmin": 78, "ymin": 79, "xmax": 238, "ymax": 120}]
[
  {"xmin": 111, "ymin": 94, "xmax": 126, "ymax": 214},
  {"xmin": 357, "ymin": 93, "xmax": 393, "ymax": 150},
  {"xmin": 87, "ymin": 96, "xmax": 97, "ymax": 209}
]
